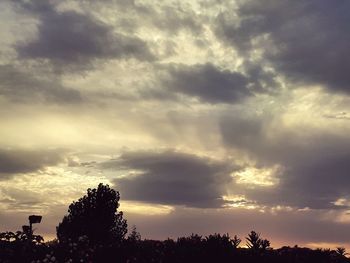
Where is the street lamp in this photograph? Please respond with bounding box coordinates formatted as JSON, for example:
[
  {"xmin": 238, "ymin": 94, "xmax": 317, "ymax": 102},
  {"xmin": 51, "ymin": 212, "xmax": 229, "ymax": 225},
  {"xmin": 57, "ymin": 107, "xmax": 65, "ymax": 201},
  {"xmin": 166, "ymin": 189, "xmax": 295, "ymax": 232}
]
[{"xmin": 27, "ymin": 215, "xmax": 42, "ymax": 239}]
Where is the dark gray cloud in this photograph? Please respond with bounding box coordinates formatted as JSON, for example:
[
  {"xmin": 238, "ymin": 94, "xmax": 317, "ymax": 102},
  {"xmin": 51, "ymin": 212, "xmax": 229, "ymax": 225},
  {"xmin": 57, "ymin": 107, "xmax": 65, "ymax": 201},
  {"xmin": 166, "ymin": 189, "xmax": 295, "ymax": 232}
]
[
  {"xmin": 10, "ymin": 0, "xmax": 53, "ymax": 14},
  {"xmin": 220, "ymin": 114, "xmax": 350, "ymax": 209},
  {"xmin": 160, "ymin": 63, "xmax": 251, "ymax": 104},
  {"xmin": 14, "ymin": 0, "xmax": 154, "ymax": 72},
  {"xmin": 102, "ymin": 150, "xmax": 238, "ymax": 208},
  {"xmin": 0, "ymin": 65, "xmax": 81, "ymax": 103},
  {"xmin": 220, "ymin": 115, "xmax": 266, "ymax": 151},
  {"xmin": 0, "ymin": 148, "xmax": 66, "ymax": 180},
  {"xmin": 281, "ymin": 153, "xmax": 350, "ymax": 209},
  {"xmin": 216, "ymin": 0, "xmax": 350, "ymax": 93}
]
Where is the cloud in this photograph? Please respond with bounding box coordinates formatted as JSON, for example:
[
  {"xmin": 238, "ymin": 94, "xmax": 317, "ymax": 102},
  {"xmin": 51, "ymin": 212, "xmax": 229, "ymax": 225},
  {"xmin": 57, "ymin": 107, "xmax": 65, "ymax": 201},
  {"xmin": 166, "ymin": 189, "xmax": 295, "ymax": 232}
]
[
  {"xmin": 150, "ymin": 4, "xmax": 203, "ymax": 35},
  {"xmin": 216, "ymin": 0, "xmax": 350, "ymax": 93},
  {"xmin": 0, "ymin": 65, "xmax": 81, "ymax": 103},
  {"xmin": 323, "ymin": 112, "xmax": 350, "ymax": 120},
  {"xmin": 277, "ymin": 150, "xmax": 350, "ymax": 209},
  {"xmin": 220, "ymin": 113, "xmax": 350, "ymax": 209},
  {"xmin": 159, "ymin": 63, "xmax": 251, "ymax": 104},
  {"xmin": 102, "ymin": 150, "xmax": 238, "ymax": 208},
  {"xmin": 14, "ymin": 0, "xmax": 154, "ymax": 72},
  {"xmin": 0, "ymin": 148, "xmax": 66, "ymax": 180},
  {"xmin": 89, "ymin": 0, "xmax": 203, "ymax": 35},
  {"xmin": 220, "ymin": 114, "xmax": 266, "ymax": 151}
]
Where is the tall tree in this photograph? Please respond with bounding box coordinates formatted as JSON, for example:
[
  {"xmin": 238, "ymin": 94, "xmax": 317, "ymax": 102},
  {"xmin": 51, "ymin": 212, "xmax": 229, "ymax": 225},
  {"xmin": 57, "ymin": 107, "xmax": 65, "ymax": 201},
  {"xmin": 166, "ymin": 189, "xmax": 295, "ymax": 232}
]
[{"xmin": 56, "ymin": 183, "xmax": 127, "ymax": 246}]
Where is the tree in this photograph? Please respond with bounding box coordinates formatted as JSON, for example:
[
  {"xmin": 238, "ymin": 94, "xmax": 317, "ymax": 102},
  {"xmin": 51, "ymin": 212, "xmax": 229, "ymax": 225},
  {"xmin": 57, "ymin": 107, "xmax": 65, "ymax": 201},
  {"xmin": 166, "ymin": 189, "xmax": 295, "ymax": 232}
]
[
  {"xmin": 0, "ymin": 230, "xmax": 43, "ymax": 244},
  {"xmin": 336, "ymin": 247, "xmax": 348, "ymax": 257},
  {"xmin": 231, "ymin": 235, "xmax": 241, "ymax": 249},
  {"xmin": 128, "ymin": 225, "xmax": 141, "ymax": 242},
  {"xmin": 246, "ymin": 231, "xmax": 261, "ymax": 251},
  {"xmin": 56, "ymin": 183, "xmax": 127, "ymax": 246},
  {"xmin": 246, "ymin": 231, "xmax": 270, "ymax": 251},
  {"xmin": 205, "ymin": 233, "xmax": 234, "ymax": 252},
  {"xmin": 260, "ymin": 238, "xmax": 271, "ymax": 251}
]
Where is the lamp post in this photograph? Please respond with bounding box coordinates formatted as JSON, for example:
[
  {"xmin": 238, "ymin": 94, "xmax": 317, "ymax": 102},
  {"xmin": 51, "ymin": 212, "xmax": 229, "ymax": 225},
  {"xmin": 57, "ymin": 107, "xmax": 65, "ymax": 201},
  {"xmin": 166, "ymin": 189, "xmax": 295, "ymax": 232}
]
[{"xmin": 28, "ymin": 215, "xmax": 42, "ymax": 240}]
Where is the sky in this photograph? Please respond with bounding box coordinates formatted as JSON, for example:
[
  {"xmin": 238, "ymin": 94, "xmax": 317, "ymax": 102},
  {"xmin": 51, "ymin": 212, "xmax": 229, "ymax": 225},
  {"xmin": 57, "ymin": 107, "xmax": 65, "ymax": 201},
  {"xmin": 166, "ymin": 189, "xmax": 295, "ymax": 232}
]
[{"xmin": 1, "ymin": 0, "xmax": 350, "ymax": 249}]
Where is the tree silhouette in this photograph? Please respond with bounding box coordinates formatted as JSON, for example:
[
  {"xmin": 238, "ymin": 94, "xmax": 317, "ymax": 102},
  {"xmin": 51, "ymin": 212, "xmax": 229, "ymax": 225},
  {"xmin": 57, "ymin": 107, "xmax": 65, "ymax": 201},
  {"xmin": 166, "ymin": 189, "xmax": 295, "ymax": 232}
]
[
  {"xmin": 231, "ymin": 235, "xmax": 241, "ymax": 249},
  {"xmin": 260, "ymin": 238, "xmax": 271, "ymax": 251},
  {"xmin": 0, "ymin": 230, "xmax": 43, "ymax": 244},
  {"xmin": 246, "ymin": 231, "xmax": 270, "ymax": 252},
  {"xmin": 336, "ymin": 247, "xmax": 348, "ymax": 257},
  {"xmin": 246, "ymin": 231, "xmax": 261, "ymax": 250},
  {"xmin": 128, "ymin": 225, "xmax": 141, "ymax": 242},
  {"xmin": 56, "ymin": 183, "xmax": 127, "ymax": 246}
]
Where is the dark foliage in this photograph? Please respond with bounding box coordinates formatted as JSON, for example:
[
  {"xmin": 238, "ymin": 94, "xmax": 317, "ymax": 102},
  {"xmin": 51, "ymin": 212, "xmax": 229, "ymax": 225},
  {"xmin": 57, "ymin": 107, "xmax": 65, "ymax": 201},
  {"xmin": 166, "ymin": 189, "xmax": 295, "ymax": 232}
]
[
  {"xmin": 232, "ymin": 234, "xmax": 241, "ymax": 248},
  {"xmin": 128, "ymin": 225, "xmax": 142, "ymax": 242},
  {"xmin": 56, "ymin": 183, "xmax": 127, "ymax": 246},
  {"xmin": 0, "ymin": 230, "xmax": 48, "ymax": 262},
  {"xmin": 1, "ymin": 231, "xmax": 350, "ymax": 263}
]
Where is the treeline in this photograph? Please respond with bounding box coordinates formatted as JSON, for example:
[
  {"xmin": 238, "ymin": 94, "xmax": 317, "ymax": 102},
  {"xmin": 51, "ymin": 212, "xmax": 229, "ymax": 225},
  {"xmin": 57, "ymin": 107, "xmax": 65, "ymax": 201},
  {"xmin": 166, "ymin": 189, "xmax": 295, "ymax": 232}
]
[
  {"xmin": 1, "ymin": 231, "xmax": 349, "ymax": 263},
  {"xmin": 0, "ymin": 184, "xmax": 349, "ymax": 263}
]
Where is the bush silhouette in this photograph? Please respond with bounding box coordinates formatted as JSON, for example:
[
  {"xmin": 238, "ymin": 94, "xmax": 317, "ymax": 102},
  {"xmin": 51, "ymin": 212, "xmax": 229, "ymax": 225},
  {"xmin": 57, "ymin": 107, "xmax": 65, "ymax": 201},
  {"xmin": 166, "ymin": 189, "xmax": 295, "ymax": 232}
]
[{"xmin": 56, "ymin": 183, "xmax": 127, "ymax": 246}]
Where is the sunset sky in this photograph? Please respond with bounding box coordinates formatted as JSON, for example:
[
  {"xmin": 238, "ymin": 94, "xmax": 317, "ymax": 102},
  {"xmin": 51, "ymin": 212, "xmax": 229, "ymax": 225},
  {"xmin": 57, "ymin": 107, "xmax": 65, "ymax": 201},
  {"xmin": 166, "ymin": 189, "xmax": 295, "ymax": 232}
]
[{"xmin": 1, "ymin": 0, "xmax": 350, "ymax": 249}]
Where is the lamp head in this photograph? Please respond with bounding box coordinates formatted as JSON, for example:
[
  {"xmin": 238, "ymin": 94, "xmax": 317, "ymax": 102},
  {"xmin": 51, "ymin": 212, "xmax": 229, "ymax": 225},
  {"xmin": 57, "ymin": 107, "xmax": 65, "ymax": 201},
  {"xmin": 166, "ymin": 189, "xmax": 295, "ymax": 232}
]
[{"xmin": 29, "ymin": 215, "xmax": 42, "ymax": 224}]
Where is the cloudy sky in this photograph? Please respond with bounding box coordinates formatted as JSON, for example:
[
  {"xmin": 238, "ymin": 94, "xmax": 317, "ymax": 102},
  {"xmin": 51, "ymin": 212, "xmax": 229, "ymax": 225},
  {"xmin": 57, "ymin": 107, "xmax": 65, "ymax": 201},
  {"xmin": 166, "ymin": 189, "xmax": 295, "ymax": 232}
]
[{"xmin": 1, "ymin": 0, "xmax": 350, "ymax": 249}]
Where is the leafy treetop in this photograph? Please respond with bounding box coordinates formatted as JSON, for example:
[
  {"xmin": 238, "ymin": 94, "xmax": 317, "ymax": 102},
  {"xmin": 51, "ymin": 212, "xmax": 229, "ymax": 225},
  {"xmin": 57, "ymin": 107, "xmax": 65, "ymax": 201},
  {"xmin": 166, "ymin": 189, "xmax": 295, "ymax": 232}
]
[{"xmin": 56, "ymin": 183, "xmax": 127, "ymax": 246}]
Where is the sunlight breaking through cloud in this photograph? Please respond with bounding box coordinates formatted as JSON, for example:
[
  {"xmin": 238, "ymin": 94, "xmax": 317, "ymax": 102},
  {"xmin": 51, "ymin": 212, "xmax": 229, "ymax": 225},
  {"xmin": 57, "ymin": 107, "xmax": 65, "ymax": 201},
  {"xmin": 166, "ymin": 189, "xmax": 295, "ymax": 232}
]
[{"xmin": 233, "ymin": 166, "xmax": 281, "ymax": 187}]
